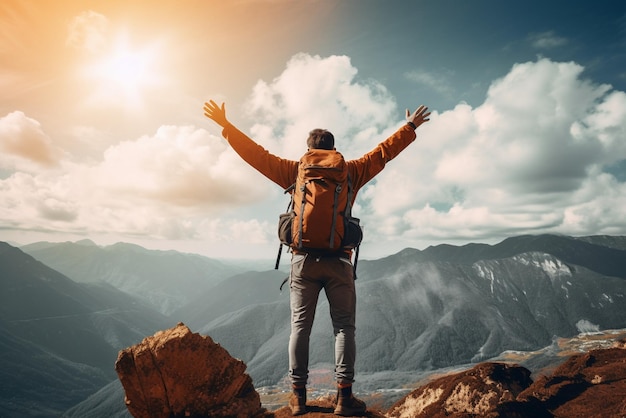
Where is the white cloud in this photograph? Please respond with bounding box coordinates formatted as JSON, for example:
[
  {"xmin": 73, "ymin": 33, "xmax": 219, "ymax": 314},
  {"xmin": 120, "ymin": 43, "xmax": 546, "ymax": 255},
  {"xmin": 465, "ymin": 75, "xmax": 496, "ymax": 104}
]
[
  {"xmin": 89, "ymin": 125, "xmax": 270, "ymax": 208},
  {"xmin": 0, "ymin": 122, "xmax": 273, "ymax": 243},
  {"xmin": 0, "ymin": 171, "xmax": 78, "ymax": 230},
  {"xmin": 444, "ymin": 59, "xmax": 610, "ymax": 193},
  {"xmin": 66, "ymin": 11, "xmax": 109, "ymax": 53},
  {"xmin": 246, "ymin": 53, "xmax": 397, "ymax": 160},
  {"xmin": 405, "ymin": 69, "xmax": 455, "ymax": 97},
  {"xmin": 0, "ymin": 111, "xmax": 66, "ymax": 171},
  {"xmin": 362, "ymin": 58, "xmax": 626, "ymax": 250},
  {"xmin": 574, "ymin": 90, "xmax": 626, "ymax": 151},
  {"xmin": 561, "ymin": 169, "xmax": 626, "ymax": 234},
  {"xmin": 529, "ymin": 31, "xmax": 568, "ymax": 49}
]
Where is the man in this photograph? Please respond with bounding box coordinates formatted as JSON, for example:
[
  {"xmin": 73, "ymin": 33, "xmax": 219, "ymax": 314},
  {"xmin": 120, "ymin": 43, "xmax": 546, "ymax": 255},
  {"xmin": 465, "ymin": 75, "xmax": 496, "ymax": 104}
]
[{"xmin": 203, "ymin": 100, "xmax": 430, "ymax": 416}]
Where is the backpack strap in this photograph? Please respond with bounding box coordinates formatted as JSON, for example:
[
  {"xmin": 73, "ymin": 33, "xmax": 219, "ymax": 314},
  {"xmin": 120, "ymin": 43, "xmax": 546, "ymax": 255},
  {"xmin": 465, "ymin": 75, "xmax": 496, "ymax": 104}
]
[
  {"xmin": 297, "ymin": 183, "xmax": 306, "ymax": 249},
  {"xmin": 329, "ymin": 183, "xmax": 342, "ymax": 248},
  {"xmin": 346, "ymin": 173, "xmax": 355, "ymax": 218},
  {"xmin": 346, "ymin": 173, "xmax": 359, "ymax": 280},
  {"xmin": 275, "ymin": 184, "xmax": 295, "ymax": 270}
]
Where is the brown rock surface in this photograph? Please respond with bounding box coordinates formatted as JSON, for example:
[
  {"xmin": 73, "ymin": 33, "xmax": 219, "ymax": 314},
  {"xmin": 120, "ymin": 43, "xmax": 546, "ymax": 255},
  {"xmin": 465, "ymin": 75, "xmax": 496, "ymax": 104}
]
[
  {"xmin": 517, "ymin": 346, "xmax": 626, "ymax": 417},
  {"xmin": 387, "ymin": 343, "xmax": 626, "ymax": 418},
  {"xmin": 386, "ymin": 362, "xmax": 533, "ymax": 418},
  {"xmin": 115, "ymin": 322, "xmax": 264, "ymax": 418},
  {"xmin": 269, "ymin": 394, "xmax": 386, "ymax": 418}
]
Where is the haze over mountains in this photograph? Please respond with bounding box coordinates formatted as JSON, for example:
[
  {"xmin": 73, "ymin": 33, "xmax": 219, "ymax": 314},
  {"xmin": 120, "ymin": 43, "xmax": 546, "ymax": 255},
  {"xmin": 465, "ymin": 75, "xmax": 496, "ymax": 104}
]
[
  {"xmin": 20, "ymin": 239, "xmax": 250, "ymax": 315},
  {"xmin": 2, "ymin": 234, "xmax": 626, "ymax": 417}
]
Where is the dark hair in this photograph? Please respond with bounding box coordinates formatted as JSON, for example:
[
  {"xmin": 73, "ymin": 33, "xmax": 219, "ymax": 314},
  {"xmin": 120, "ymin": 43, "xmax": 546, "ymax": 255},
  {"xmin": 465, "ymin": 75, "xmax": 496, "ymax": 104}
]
[{"xmin": 307, "ymin": 129, "xmax": 335, "ymax": 150}]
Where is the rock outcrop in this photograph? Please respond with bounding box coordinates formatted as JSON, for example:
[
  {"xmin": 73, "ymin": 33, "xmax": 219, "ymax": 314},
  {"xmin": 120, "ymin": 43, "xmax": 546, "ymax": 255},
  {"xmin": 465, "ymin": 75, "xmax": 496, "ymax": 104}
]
[
  {"xmin": 387, "ymin": 362, "xmax": 533, "ymax": 418},
  {"xmin": 115, "ymin": 323, "xmax": 264, "ymax": 418},
  {"xmin": 515, "ymin": 345, "xmax": 626, "ymax": 417},
  {"xmin": 388, "ymin": 340, "xmax": 626, "ymax": 418},
  {"xmin": 116, "ymin": 325, "xmax": 626, "ymax": 418}
]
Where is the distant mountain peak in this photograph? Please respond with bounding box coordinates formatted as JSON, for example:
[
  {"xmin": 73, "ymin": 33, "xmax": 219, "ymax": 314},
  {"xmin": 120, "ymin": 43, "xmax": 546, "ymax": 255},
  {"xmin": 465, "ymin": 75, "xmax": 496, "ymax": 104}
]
[
  {"xmin": 107, "ymin": 241, "xmax": 150, "ymax": 252},
  {"xmin": 75, "ymin": 239, "xmax": 98, "ymax": 247}
]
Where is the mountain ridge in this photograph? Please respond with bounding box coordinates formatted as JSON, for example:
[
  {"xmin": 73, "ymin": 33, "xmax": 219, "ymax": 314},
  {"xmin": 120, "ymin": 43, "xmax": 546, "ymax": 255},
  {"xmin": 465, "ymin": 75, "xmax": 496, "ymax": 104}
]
[
  {"xmin": 368, "ymin": 234, "xmax": 626, "ymax": 279},
  {"xmin": 20, "ymin": 240, "xmax": 246, "ymax": 315}
]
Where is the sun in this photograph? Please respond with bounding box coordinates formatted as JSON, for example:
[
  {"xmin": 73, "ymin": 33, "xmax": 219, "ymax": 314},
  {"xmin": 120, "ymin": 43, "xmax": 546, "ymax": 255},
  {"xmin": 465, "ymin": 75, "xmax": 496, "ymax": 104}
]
[
  {"xmin": 100, "ymin": 46, "xmax": 148, "ymax": 89},
  {"xmin": 81, "ymin": 34, "xmax": 164, "ymax": 108}
]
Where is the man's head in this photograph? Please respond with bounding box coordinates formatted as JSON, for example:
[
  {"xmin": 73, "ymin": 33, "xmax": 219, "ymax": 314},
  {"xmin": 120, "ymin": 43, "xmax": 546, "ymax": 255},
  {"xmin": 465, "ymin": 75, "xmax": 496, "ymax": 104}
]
[{"xmin": 307, "ymin": 129, "xmax": 335, "ymax": 150}]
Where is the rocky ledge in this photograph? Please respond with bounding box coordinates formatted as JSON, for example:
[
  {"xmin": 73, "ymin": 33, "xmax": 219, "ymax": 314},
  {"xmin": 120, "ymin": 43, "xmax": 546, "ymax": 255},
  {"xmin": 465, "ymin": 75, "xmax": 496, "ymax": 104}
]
[{"xmin": 115, "ymin": 323, "xmax": 626, "ymax": 417}]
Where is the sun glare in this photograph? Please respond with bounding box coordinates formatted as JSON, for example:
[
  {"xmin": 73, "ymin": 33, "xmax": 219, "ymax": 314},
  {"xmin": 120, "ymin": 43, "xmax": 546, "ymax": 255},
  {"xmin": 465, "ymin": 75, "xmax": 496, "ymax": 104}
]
[
  {"xmin": 101, "ymin": 47, "xmax": 147, "ymax": 88},
  {"xmin": 82, "ymin": 35, "xmax": 164, "ymax": 107}
]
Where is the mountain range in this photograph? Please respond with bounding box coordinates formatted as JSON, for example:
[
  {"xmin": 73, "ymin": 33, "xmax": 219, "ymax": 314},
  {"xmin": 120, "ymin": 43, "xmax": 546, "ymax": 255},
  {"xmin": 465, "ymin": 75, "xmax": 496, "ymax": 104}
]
[
  {"xmin": 20, "ymin": 239, "xmax": 247, "ymax": 315},
  {"xmin": 1, "ymin": 233, "xmax": 625, "ymax": 416}
]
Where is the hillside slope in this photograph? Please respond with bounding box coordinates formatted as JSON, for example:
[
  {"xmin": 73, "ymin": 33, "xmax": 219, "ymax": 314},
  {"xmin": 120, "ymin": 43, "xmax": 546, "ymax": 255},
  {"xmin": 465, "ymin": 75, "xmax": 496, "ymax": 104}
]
[{"xmin": 0, "ymin": 242, "xmax": 173, "ymax": 416}]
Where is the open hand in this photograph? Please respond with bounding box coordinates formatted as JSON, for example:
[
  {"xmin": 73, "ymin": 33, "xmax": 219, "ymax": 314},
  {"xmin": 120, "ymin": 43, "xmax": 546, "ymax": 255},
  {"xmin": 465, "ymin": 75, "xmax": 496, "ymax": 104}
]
[
  {"xmin": 203, "ymin": 100, "xmax": 229, "ymax": 128},
  {"xmin": 406, "ymin": 105, "xmax": 431, "ymax": 129}
]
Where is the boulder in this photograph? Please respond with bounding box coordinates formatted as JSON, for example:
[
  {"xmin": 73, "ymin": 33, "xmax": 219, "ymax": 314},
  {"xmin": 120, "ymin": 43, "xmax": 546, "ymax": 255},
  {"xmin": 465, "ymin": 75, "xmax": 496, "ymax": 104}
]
[{"xmin": 115, "ymin": 323, "xmax": 264, "ymax": 418}]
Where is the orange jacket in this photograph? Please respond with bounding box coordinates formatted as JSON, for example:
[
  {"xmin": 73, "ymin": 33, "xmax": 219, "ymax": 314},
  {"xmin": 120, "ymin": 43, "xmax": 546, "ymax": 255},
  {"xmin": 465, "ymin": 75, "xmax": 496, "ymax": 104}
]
[{"xmin": 220, "ymin": 123, "xmax": 418, "ymax": 198}]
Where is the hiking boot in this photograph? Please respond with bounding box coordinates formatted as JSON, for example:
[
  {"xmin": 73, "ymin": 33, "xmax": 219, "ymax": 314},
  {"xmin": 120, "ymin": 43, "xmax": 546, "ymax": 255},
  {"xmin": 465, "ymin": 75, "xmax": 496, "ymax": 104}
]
[
  {"xmin": 334, "ymin": 385, "xmax": 366, "ymax": 416},
  {"xmin": 289, "ymin": 386, "xmax": 307, "ymax": 416}
]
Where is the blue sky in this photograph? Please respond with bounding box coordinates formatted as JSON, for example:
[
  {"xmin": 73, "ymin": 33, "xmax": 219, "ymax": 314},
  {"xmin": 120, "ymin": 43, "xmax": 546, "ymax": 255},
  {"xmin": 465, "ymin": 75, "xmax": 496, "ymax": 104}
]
[
  {"xmin": 1, "ymin": 0, "xmax": 625, "ymax": 259},
  {"xmin": 324, "ymin": 0, "xmax": 626, "ymax": 112}
]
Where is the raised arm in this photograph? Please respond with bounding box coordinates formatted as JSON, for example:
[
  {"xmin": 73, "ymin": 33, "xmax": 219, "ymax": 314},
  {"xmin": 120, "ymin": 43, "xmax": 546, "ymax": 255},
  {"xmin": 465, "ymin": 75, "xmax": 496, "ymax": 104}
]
[
  {"xmin": 348, "ymin": 104, "xmax": 430, "ymax": 191},
  {"xmin": 203, "ymin": 100, "xmax": 298, "ymax": 189}
]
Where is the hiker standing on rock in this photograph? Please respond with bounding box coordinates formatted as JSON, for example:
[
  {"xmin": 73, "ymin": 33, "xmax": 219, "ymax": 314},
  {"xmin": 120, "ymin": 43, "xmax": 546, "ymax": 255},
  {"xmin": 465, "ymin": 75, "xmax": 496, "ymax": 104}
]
[{"xmin": 203, "ymin": 100, "xmax": 430, "ymax": 416}]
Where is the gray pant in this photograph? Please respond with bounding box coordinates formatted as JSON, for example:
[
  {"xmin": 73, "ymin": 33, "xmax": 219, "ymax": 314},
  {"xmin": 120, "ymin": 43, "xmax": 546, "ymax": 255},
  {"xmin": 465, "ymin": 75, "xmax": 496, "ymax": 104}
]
[{"xmin": 288, "ymin": 252, "xmax": 356, "ymax": 386}]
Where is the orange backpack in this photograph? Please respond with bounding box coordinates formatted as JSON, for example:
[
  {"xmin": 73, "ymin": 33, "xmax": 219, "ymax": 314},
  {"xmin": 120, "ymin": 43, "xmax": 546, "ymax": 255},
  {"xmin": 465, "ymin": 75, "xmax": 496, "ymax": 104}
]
[{"xmin": 277, "ymin": 149, "xmax": 362, "ymax": 254}]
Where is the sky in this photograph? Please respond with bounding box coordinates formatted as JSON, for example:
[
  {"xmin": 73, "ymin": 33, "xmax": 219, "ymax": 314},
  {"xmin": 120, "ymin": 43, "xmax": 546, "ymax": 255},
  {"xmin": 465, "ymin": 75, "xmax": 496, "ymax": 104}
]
[{"xmin": 1, "ymin": 0, "xmax": 625, "ymax": 260}]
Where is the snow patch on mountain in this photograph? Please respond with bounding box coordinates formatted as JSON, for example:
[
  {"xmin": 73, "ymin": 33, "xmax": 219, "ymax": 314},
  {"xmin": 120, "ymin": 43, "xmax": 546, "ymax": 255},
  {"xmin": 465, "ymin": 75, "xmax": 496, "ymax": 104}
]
[
  {"xmin": 514, "ymin": 252, "xmax": 572, "ymax": 280},
  {"xmin": 473, "ymin": 263, "xmax": 497, "ymax": 293}
]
